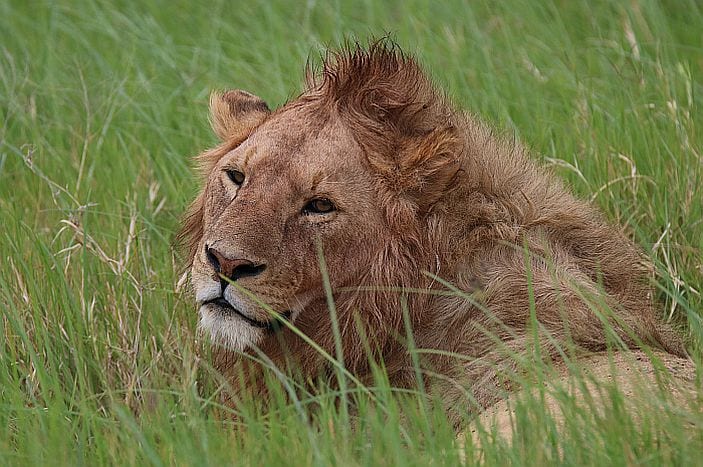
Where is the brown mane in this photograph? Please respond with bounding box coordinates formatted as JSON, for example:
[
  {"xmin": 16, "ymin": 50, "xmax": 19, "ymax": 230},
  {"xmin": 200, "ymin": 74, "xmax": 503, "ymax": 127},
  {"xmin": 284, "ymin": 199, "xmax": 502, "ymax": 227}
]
[{"xmin": 301, "ymin": 41, "xmax": 462, "ymax": 218}]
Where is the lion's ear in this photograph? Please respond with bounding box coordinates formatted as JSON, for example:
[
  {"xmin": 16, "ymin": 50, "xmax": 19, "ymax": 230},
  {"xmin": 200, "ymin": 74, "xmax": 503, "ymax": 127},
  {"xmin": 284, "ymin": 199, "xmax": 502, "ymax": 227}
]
[
  {"xmin": 209, "ymin": 90, "xmax": 270, "ymax": 141},
  {"xmin": 403, "ymin": 126, "xmax": 461, "ymax": 211},
  {"xmin": 369, "ymin": 124, "xmax": 462, "ymax": 216},
  {"xmin": 402, "ymin": 125, "xmax": 462, "ymax": 212}
]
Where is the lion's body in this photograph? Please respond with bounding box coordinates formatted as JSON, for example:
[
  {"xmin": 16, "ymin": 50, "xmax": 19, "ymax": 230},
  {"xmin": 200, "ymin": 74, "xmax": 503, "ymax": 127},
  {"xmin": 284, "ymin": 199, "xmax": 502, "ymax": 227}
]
[
  {"xmin": 472, "ymin": 350, "xmax": 697, "ymax": 443},
  {"xmin": 181, "ymin": 42, "xmax": 685, "ymax": 423}
]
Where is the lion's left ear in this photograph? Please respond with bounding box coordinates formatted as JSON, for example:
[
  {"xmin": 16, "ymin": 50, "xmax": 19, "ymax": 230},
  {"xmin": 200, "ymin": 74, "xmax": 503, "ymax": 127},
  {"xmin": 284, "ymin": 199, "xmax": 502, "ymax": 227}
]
[
  {"xmin": 372, "ymin": 124, "xmax": 462, "ymax": 216},
  {"xmin": 400, "ymin": 125, "xmax": 462, "ymax": 214},
  {"xmin": 404, "ymin": 124, "xmax": 462, "ymax": 203},
  {"xmin": 209, "ymin": 90, "xmax": 270, "ymax": 141}
]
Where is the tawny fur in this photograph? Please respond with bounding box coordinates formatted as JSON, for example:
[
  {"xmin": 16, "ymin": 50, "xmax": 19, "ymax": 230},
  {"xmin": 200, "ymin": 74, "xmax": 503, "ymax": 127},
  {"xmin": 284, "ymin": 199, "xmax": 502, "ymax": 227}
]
[{"xmin": 179, "ymin": 41, "xmax": 685, "ymax": 424}]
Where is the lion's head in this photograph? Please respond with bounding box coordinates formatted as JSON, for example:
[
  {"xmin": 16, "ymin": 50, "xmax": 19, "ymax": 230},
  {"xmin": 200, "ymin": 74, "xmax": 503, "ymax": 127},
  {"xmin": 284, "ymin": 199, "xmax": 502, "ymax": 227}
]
[{"xmin": 181, "ymin": 42, "xmax": 461, "ymax": 359}]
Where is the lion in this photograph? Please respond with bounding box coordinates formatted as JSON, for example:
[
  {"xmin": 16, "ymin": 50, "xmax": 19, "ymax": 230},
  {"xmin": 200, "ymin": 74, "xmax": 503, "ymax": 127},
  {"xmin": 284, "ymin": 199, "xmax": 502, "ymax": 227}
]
[{"xmin": 179, "ymin": 41, "xmax": 689, "ymax": 425}]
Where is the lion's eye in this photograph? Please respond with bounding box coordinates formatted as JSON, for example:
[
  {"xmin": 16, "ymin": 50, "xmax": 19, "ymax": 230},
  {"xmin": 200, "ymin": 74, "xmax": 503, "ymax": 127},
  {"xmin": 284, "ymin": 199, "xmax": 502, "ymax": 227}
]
[
  {"xmin": 226, "ymin": 169, "xmax": 245, "ymax": 186},
  {"xmin": 303, "ymin": 198, "xmax": 336, "ymax": 215}
]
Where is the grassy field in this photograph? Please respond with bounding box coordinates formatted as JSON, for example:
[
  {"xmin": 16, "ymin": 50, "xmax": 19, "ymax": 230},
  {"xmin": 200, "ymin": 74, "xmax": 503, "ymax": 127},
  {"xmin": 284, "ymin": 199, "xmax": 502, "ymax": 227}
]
[{"xmin": 1, "ymin": 0, "xmax": 702, "ymax": 464}]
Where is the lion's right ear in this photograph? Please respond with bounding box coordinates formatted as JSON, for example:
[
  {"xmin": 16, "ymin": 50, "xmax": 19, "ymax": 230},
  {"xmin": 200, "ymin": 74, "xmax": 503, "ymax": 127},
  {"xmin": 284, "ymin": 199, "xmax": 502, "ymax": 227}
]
[{"xmin": 209, "ymin": 90, "xmax": 270, "ymax": 141}]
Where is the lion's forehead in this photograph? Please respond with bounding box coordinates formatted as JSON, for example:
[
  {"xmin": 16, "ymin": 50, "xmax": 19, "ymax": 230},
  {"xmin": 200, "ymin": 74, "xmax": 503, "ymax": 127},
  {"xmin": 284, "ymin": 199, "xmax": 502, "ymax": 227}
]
[{"xmin": 232, "ymin": 113, "xmax": 368, "ymax": 181}]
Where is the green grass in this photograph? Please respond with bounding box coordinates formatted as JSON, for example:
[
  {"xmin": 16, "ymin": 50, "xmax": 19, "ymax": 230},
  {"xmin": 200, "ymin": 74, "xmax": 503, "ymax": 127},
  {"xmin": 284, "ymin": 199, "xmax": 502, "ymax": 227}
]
[{"xmin": 1, "ymin": 0, "xmax": 702, "ymax": 464}]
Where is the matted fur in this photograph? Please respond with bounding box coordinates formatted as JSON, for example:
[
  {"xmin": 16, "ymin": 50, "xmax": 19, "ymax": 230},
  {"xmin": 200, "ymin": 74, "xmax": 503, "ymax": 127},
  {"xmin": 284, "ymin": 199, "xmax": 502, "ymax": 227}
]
[{"xmin": 179, "ymin": 40, "xmax": 685, "ymax": 423}]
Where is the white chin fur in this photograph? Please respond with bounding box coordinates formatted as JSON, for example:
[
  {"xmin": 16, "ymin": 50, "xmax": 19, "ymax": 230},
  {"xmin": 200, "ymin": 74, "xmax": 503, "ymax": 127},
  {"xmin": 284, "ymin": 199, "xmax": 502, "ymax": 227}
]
[{"xmin": 198, "ymin": 306, "xmax": 263, "ymax": 352}]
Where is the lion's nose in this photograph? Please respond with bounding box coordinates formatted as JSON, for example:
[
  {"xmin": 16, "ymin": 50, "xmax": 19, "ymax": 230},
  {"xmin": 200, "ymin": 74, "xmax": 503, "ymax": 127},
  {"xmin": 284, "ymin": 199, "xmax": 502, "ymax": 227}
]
[{"xmin": 205, "ymin": 245, "xmax": 267, "ymax": 283}]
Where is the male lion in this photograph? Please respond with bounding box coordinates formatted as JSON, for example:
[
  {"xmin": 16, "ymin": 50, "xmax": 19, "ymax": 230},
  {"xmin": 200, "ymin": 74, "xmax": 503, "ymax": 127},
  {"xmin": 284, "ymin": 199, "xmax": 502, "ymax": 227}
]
[{"xmin": 180, "ymin": 41, "xmax": 687, "ymax": 423}]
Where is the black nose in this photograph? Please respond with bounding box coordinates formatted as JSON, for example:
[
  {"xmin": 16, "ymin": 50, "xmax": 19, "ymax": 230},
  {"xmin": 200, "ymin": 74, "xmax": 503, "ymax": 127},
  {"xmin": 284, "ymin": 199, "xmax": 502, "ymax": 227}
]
[{"xmin": 205, "ymin": 245, "xmax": 266, "ymax": 287}]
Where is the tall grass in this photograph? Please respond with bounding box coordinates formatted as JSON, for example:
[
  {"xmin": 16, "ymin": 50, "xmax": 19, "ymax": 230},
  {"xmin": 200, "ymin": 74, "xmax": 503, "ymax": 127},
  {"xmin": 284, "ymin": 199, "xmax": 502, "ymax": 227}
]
[{"xmin": 1, "ymin": 0, "xmax": 701, "ymax": 464}]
